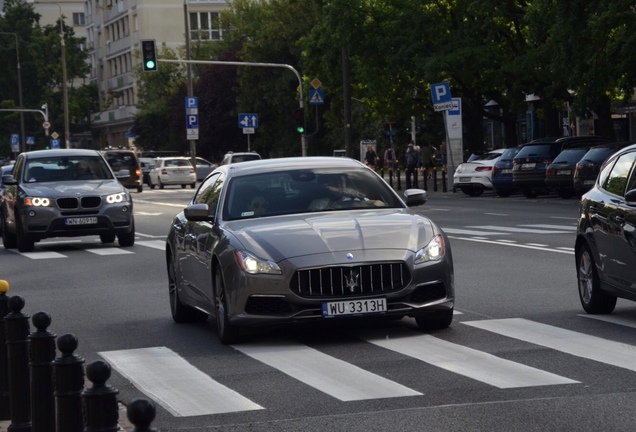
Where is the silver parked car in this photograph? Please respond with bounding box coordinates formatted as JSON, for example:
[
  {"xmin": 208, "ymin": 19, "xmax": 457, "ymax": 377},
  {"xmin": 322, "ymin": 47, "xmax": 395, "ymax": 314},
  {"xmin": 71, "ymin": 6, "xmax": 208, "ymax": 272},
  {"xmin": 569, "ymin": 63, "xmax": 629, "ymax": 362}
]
[
  {"xmin": 1, "ymin": 149, "xmax": 135, "ymax": 252},
  {"xmin": 166, "ymin": 157, "xmax": 455, "ymax": 344}
]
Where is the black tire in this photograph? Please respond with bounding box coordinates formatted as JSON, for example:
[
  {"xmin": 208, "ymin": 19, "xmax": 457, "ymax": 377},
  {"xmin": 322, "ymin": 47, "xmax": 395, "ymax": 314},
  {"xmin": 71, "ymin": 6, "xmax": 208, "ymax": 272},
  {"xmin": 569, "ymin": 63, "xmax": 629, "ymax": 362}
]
[
  {"xmin": 181, "ymin": 184, "xmax": 186, "ymax": 189},
  {"xmin": 522, "ymin": 188, "xmax": 539, "ymax": 198},
  {"xmin": 461, "ymin": 186, "xmax": 484, "ymax": 197},
  {"xmin": 149, "ymin": 178, "xmax": 155, "ymax": 190},
  {"xmin": 558, "ymin": 189, "xmax": 573, "ymax": 199},
  {"xmin": 191, "ymin": 183, "xmax": 196, "ymax": 189},
  {"xmin": 577, "ymin": 244, "xmax": 617, "ymax": 314},
  {"xmin": 214, "ymin": 268, "xmax": 241, "ymax": 344},
  {"xmin": 100, "ymin": 233, "xmax": 116, "ymax": 244},
  {"xmin": 415, "ymin": 309, "xmax": 453, "ymax": 331},
  {"xmin": 168, "ymin": 254, "xmax": 208, "ymax": 323},
  {"xmin": 159, "ymin": 178, "xmax": 164, "ymax": 190},
  {"xmin": 2, "ymin": 217, "xmax": 17, "ymax": 249},
  {"xmin": 16, "ymin": 219, "xmax": 34, "ymax": 252},
  {"xmin": 137, "ymin": 185, "xmax": 143, "ymax": 193},
  {"xmin": 117, "ymin": 220, "xmax": 135, "ymax": 247},
  {"xmin": 496, "ymin": 190, "xmax": 511, "ymax": 198}
]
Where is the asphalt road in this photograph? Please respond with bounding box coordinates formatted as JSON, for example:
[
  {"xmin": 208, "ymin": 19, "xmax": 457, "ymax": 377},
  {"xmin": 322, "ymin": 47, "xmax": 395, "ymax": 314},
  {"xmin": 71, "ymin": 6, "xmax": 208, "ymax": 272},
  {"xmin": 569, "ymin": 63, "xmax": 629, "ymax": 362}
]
[{"xmin": 3, "ymin": 187, "xmax": 636, "ymax": 431}]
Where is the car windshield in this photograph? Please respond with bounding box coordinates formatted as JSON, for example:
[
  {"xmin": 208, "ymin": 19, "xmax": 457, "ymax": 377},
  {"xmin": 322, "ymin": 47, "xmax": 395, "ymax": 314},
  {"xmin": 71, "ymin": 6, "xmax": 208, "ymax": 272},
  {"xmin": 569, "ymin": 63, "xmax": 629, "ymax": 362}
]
[
  {"xmin": 24, "ymin": 156, "xmax": 113, "ymax": 183},
  {"xmin": 223, "ymin": 168, "xmax": 403, "ymax": 220}
]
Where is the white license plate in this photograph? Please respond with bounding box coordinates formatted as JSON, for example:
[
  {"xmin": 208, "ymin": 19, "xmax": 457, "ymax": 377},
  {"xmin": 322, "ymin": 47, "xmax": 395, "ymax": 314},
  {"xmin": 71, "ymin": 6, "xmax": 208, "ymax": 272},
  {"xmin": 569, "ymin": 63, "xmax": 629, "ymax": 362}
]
[
  {"xmin": 583, "ymin": 180, "xmax": 594, "ymax": 185},
  {"xmin": 65, "ymin": 217, "xmax": 98, "ymax": 226},
  {"xmin": 322, "ymin": 297, "xmax": 387, "ymax": 317},
  {"xmin": 556, "ymin": 170, "xmax": 571, "ymax": 175},
  {"xmin": 501, "ymin": 169, "xmax": 512, "ymax": 174},
  {"xmin": 459, "ymin": 177, "xmax": 471, "ymax": 182},
  {"xmin": 521, "ymin": 163, "xmax": 536, "ymax": 170}
]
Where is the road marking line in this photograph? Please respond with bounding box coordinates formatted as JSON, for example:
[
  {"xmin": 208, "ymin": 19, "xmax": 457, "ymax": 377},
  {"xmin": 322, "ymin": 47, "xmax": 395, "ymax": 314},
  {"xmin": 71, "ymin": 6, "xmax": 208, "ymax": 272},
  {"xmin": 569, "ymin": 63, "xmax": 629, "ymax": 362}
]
[
  {"xmin": 234, "ymin": 340, "xmax": 421, "ymax": 401},
  {"xmin": 520, "ymin": 224, "xmax": 577, "ymax": 230},
  {"xmin": 464, "ymin": 318, "xmax": 636, "ymax": 372},
  {"xmin": 467, "ymin": 225, "xmax": 572, "ymax": 234},
  {"xmin": 357, "ymin": 330, "xmax": 577, "ymax": 388},
  {"xmin": 13, "ymin": 251, "xmax": 66, "ymax": 259},
  {"xmin": 99, "ymin": 347, "xmax": 263, "ymax": 416},
  {"xmin": 135, "ymin": 240, "xmax": 165, "ymax": 250},
  {"xmin": 442, "ymin": 228, "xmax": 509, "ymax": 236},
  {"xmin": 84, "ymin": 247, "xmax": 134, "ymax": 256},
  {"xmin": 579, "ymin": 314, "xmax": 636, "ymax": 329},
  {"xmin": 447, "ymin": 236, "xmax": 574, "ymax": 254}
]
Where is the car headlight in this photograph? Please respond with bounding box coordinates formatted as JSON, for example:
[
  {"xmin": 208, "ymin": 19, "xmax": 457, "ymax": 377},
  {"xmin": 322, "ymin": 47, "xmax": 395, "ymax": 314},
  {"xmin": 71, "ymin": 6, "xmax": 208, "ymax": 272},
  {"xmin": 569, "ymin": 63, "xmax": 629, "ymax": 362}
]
[
  {"xmin": 24, "ymin": 197, "xmax": 50, "ymax": 207},
  {"xmin": 235, "ymin": 250, "xmax": 282, "ymax": 275},
  {"xmin": 106, "ymin": 193, "xmax": 125, "ymax": 204},
  {"xmin": 414, "ymin": 234, "xmax": 445, "ymax": 264}
]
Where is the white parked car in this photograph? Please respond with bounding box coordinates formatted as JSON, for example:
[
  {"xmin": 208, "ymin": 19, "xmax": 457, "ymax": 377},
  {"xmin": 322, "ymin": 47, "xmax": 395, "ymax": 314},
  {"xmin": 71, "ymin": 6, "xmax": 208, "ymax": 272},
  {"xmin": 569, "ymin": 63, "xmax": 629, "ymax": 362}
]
[
  {"xmin": 195, "ymin": 157, "xmax": 217, "ymax": 181},
  {"xmin": 148, "ymin": 157, "xmax": 196, "ymax": 189},
  {"xmin": 453, "ymin": 148, "xmax": 505, "ymax": 196}
]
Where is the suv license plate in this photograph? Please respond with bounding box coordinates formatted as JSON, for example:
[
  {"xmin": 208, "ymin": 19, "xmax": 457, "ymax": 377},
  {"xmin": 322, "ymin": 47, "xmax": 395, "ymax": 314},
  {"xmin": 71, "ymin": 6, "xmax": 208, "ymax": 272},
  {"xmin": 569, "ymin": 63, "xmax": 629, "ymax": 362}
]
[
  {"xmin": 322, "ymin": 298, "xmax": 387, "ymax": 317},
  {"xmin": 65, "ymin": 217, "xmax": 98, "ymax": 226}
]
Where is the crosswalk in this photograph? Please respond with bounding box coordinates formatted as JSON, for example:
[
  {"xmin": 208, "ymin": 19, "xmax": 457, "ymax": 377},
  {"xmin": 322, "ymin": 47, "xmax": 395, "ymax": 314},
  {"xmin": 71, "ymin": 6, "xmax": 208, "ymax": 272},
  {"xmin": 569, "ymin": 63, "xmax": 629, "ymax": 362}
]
[
  {"xmin": 99, "ymin": 316, "xmax": 636, "ymax": 418},
  {"xmin": 0, "ymin": 237, "xmax": 165, "ymax": 259}
]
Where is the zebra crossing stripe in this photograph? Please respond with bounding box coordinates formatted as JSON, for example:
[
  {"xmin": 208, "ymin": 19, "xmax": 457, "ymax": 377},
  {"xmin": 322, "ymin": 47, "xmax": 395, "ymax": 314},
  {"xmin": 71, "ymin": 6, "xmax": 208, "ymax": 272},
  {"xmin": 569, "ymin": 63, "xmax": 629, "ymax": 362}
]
[
  {"xmin": 99, "ymin": 347, "xmax": 263, "ymax": 416},
  {"xmin": 358, "ymin": 330, "xmax": 578, "ymax": 388},
  {"xmin": 233, "ymin": 340, "xmax": 422, "ymax": 401},
  {"xmin": 85, "ymin": 247, "xmax": 134, "ymax": 256},
  {"xmin": 464, "ymin": 318, "xmax": 636, "ymax": 372},
  {"xmin": 135, "ymin": 240, "xmax": 165, "ymax": 250}
]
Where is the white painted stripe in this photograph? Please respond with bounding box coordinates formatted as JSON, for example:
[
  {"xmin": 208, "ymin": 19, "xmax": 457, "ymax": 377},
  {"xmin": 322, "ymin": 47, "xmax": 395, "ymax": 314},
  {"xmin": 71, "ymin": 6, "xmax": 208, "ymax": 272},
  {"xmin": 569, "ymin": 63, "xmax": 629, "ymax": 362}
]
[
  {"xmin": 359, "ymin": 331, "xmax": 577, "ymax": 389},
  {"xmin": 556, "ymin": 247, "xmax": 575, "ymax": 252},
  {"xmin": 526, "ymin": 243, "xmax": 548, "ymax": 247},
  {"xmin": 467, "ymin": 225, "xmax": 572, "ymax": 234},
  {"xmin": 14, "ymin": 251, "xmax": 66, "ymax": 259},
  {"xmin": 136, "ymin": 240, "xmax": 166, "ymax": 250},
  {"xmin": 234, "ymin": 340, "xmax": 421, "ymax": 401},
  {"xmin": 496, "ymin": 239, "xmax": 517, "ymax": 243},
  {"xmin": 464, "ymin": 318, "xmax": 636, "ymax": 372},
  {"xmin": 579, "ymin": 314, "xmax": 636, "ymax": 329},
  {"xmin": 99, "ymin": 347, "xmax": 263, "ymax": 416},
  {"xmin": 134, "ymin": 199, "xmax": 187, "ymax": 208},
  {"xmin": 441, "ymin": 228, "xmax": 509, "ymax": 236},
  {"xmin": 85, "ymin": 247, "xmax": 134, "ymax": 256},
  {"xmin": 484, "ymin": 213, "xmax": 508, "ymax": 216},
  {"xmin": 448, "ymin": 236, "xmax": 574, "ymax": 254},
  {"xmin": 520, "ymin": 224, "xmax": 577, "ymax": 231}
]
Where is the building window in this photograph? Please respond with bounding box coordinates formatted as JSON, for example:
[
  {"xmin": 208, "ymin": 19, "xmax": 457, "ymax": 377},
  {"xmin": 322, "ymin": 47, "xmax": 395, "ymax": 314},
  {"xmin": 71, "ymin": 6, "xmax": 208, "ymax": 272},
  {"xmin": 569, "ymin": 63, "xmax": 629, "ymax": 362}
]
[
  {"xmin": 73, "ymin": 12, "xmax": 85, "ymax": 26},
  {"xmin": 189, "ymin": 12, "xmax": 222, "ymax": 41}
]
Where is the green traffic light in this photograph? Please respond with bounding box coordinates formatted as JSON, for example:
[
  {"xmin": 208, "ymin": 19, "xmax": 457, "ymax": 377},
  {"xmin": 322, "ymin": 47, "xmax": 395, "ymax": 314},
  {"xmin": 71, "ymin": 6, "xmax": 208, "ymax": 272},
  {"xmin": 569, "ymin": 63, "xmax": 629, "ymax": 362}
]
[
  {"xmin": 296, "ymin": 126, "xmax": 305, "ymax": 133},
  {"xmin": 145, "ymin": 60, "xmax": 155, "ymax": 70}
]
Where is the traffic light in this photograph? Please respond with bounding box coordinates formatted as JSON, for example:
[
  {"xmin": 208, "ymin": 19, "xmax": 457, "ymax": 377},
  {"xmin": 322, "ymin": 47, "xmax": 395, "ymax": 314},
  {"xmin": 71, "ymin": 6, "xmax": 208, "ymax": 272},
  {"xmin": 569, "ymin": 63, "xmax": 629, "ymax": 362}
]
[
  {"xmin": 141, "ymin": 40, "xmax": 158, "ymax": 72},
  {"xmin": 294, "ymin": 107, "xmax": 305, "ymax": 133}
]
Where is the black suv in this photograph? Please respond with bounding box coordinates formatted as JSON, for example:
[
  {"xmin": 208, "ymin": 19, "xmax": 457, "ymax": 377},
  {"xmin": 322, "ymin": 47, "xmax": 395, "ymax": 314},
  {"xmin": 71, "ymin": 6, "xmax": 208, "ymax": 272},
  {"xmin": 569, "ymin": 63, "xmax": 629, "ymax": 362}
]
[
  {"xmin": 512, "ymin": 136, "xmax": 609, "ymax": 198},
  {"xmin": 102, "ymin": 149, "xmax": 143, "ymax": 192},
  {"xmin": 575, "ymin": 143, "xmax": 636, "ymax": 314},
  {"xmin": 573, "ymin": 141, "xmax": 632, "ymax": 196}
]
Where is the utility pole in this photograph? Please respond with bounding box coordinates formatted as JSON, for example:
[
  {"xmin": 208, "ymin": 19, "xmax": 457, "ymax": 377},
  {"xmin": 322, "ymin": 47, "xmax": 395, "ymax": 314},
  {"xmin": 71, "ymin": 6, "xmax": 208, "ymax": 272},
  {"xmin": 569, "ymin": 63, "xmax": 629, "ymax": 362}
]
[{"xmin": 342, "ymin": 46, "xmax": 352, "ymax": 157}]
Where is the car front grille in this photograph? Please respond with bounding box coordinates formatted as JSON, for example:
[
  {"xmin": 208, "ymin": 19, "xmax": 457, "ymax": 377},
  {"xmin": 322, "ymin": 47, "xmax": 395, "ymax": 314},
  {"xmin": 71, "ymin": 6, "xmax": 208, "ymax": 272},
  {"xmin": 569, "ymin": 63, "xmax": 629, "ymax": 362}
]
[
  {"xmin": 290, "ymin": 263, "xmax": 410, "ymax": 298},
  {"xmin": 57, "ymin": 197, "xmax": 102, "ymax": 209}
]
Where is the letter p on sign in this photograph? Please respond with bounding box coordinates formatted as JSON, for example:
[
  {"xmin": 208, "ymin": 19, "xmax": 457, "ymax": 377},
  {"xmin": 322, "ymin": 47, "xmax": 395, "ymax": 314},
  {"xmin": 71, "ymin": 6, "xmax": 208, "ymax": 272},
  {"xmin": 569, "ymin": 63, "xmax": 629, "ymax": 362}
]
[{"xmin": 431, "ymin": 82, "xmax": 452, "ymax": 104}]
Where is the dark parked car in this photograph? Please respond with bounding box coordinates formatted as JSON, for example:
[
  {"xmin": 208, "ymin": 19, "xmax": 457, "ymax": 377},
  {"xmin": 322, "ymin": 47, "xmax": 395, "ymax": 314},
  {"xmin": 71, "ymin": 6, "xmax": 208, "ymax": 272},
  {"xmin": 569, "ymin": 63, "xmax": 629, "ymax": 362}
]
[
  {"xmin": 0, "ymin": 165, "xmax": 14, "ymax": 236},
  {"xmin": 102, "ymin": 148, "xmax": 143, "ymax": 192},
  {"xmin": 1, "ymin": 149, "xmax": 135, "ymax": 252},
  {"xmin": 220, "ymin": 151, "xmax": 261, "ymax": 165},
  {"xmin": 573, "ymin": 142, "xmax": 632, "ymax": 196},
  {"xmin": 491, "ymin": 146, "xmax": 523, "ymax": 197},
  {"xmin": 575, "ymin": 143, "xmax": 636, "ymax": 314},
  {"xmin": 166, "ymin": 157, "xmax": 454, "ymax": 344},
  {"xmin": 512, "ymin": 136, "xmax": 609, "ymax": 198},
  {"xmin": 544, "ymin": 146, "xmax": 595, "ymax": 199}
]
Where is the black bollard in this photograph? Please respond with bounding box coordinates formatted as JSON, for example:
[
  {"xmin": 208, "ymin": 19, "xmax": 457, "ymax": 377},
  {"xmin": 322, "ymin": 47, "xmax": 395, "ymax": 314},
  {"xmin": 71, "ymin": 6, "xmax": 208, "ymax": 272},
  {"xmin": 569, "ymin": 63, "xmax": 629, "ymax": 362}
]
[
  {"xmin": 442, "ymin": 169, "xmax": 448, "ymax": 192},
  {"xmin": 388, "ymin": 169, "xmax": 393, "ymax": 188},
  {"xmin": 53, "ymin": 334, "xmax": 85, "ymax": 432},
  {"xmin": 82, "ymin": 360, "xmax": 120, "ymax": 432},
  {"xmin": 397, "ymin": 167, "xmax": 402, "ymax": 190},
  {"xmin": 127, "ymin": 399, "xmax": 158, "ymax": 432},
  {"xmin": 433, "ymin": 168, "xmax": 438, "ymax": 192},
  {"xmin": 5, "ymin": 295, "xmax": 31, "ymax": 431},
  {"xmin": 29, "ymin": 311, "xmax": 57, "ymax": 432},
  {"xmin": 0, "ymin": 280, "xmax": 10, "ymax": 420}
]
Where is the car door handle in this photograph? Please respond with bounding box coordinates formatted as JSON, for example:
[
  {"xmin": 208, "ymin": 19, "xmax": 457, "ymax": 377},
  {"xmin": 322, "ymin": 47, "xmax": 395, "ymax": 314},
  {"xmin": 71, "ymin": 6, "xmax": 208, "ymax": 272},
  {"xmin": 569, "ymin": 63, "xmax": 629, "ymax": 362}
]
[{"xmin": 614, "ymin": 215, "xmax": 625, "ymax": 224}]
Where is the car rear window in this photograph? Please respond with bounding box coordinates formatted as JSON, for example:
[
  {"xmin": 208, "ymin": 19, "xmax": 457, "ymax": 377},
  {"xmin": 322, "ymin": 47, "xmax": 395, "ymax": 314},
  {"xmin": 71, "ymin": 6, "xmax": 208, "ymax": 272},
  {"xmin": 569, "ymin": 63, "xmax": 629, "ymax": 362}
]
[
  {"xmin": 499, "ymin": 147, "xmax": 521, "ymax": 161},
  {"xmin": 551, "ymin": 148, "xmax": 589, "ymax": 164},
  {"xmin": 515, "ymin": 144, "xmax": 556, "ymax": 159},
  {"xmin": 232, "ymin": 155, "xmax": 261, "ymax": 163}
]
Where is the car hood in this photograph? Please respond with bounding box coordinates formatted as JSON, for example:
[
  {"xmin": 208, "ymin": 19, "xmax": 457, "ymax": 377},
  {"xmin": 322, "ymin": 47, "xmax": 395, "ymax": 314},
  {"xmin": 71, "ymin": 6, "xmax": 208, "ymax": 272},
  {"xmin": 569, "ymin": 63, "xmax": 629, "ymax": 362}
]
[
  {"xmin": 20, "ymin": 180, "xmax": 125, "ymax": 196},
  {"xmin": 225, "ymin": 209, "xmax": 437, "ymax": 262}
]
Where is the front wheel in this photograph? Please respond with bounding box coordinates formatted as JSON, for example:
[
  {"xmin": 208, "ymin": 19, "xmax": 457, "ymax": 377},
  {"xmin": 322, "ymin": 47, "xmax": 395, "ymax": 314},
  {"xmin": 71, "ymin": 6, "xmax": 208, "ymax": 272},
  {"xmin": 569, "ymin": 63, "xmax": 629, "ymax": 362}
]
[
  {"xmin": 100, "ymin": 233, "xmax": 116, "ymax": 244},
  {"xmin": 117, "ymin": 220, "xmax": 135, "ymax": 247},
  {"xmin": 1, "ymin": 217, "xmax": 17, "ymax": 249},
  {"xmin": 191, "ymin": 183, "xmax": 196, "ymax": 189},
  {"xmin": 415, "ymin": 309, "xmax": 453, "ymax": 331},
  {"xmin": 181, "ymin": 184, "xmax": 186, "ymax": 189},
  {"xmin": 577, "ymin": 244, "xmax": 616, "ymax": 313},
  {"xmin": 214, "ymin": 268, "xmax": 241, "ymax": 344},
  {"xmin": 159, "ymin": 178, "xmax": 164, "ymax": 190},
  {"xmin": 148, "ymin": 178, "xmax": 156, "ymax": 190},
  {"xmin": 16, "ymin": 219, "xmax": 34, "ymax": 252},
  {"xmin": 168, "ymin": 254, "xmax": 208, "ymax": 323}
]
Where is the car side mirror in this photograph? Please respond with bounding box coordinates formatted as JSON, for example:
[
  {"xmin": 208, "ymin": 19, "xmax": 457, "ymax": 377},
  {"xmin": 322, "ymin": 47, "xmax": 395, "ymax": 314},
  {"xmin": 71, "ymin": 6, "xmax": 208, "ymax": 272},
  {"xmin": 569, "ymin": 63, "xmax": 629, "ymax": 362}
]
[
  {"xmin": 625, "ymin": 189, "xmax": 636, "ymax": 207},
  {"xmin": 2, "ymin": 175, "xmax": 17, "ymax": 186},
  {"xmin": 184, "ymin": 203, "xmax": 215, "ymax": 222},
  {"xmin": 116, "ymin": 169, "xmax": 131, "ymax": 179},
  {"xmin": 403, "ymin": 189, "xmax": 427, "ymax": 206}
]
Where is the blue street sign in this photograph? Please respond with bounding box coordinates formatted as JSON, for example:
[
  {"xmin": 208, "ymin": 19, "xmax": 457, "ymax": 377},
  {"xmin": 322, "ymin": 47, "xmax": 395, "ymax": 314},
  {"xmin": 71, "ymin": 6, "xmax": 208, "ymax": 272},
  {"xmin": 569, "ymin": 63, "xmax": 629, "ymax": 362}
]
[
  {"xmin": 309, "ymin": 89, "xmax": 325, "ymax": 105},
  {"xmin": 448, "ymin": 98, "xmax": 461, "ymax": 116},
  {"xmin": 50, "ymin": 138, "xmax": 60, "ymax": 149},
  {"xmin": 186, "ymin": 114, "xmax": 199, "ymax": 129},
  {"xmin": 430, "ymin": 82, "xmax": 453, "ymax": 111},
  {"xmin": 10, "ymin": 134, "xmax": 19, "ymax": 145},
  {"xmin": 185, "ymin": 96, "xmax": 198, "ymax": 109},
  {"xmin": 238, "ymin": 113, "xmax": 258, "ymax": 128},
  {"xmin": 26, "ymin": 136, "xmax": 35, "ymax": 146}
]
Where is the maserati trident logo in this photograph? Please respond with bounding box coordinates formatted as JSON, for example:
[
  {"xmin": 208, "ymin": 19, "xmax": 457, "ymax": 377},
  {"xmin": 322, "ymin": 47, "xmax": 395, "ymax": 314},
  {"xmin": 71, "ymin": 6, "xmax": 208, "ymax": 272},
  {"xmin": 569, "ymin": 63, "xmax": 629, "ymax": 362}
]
[{"xmin": 344, "ymin": 270, "xmax": 359, "ymax": 293}]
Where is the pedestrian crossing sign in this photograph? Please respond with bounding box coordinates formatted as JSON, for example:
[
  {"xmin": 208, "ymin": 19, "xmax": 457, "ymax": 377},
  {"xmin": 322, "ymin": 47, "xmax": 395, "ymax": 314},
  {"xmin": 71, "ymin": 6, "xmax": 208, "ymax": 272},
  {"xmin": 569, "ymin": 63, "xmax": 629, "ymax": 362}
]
[{"xmin": 309, "ymin": 89, "xmax": 324, "ymax": 105}]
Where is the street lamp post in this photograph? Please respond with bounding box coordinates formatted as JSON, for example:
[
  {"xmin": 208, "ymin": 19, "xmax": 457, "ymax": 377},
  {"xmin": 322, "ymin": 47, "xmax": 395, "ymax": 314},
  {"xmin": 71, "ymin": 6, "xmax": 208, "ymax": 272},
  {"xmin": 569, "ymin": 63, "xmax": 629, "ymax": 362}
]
[
  {"xmin": 0, "ymin": 32, "xmax": 26, "ymax": 153},
  {"xmin": 55, "ymin": 4, "xmax": 71, "ymax": 149}
]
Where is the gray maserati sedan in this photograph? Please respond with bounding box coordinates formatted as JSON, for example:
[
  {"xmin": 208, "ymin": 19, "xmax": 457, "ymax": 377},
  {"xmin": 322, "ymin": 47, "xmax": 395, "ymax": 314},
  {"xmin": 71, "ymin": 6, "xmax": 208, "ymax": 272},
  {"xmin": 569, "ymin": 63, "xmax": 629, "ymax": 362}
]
[{"xmin": 166, "ymin": 157, "xmax": 454, "ymax": 344}]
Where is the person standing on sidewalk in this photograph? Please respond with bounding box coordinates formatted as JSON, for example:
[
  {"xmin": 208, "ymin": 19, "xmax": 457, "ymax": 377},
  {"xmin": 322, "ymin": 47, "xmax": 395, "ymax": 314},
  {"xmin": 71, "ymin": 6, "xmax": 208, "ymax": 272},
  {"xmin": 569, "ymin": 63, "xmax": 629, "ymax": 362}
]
[
  {"xmin": 364, "ymin": 145, "xmax": 378, "ymax": 170},
  {"xmin": 404, "ymin": 142, "xmax": 421, "ymax": 189}
]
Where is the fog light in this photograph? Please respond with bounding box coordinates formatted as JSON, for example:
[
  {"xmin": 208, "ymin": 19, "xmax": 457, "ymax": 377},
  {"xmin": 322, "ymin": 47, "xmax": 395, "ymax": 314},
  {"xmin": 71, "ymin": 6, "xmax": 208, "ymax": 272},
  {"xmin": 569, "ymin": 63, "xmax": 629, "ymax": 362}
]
[
  {"xmin": 28, "ymin": 210, "xmax": 36, "ymax": 217},
  {"xmin": 121, "ymin": 206, "xmax": 128, "ymax": 212}
]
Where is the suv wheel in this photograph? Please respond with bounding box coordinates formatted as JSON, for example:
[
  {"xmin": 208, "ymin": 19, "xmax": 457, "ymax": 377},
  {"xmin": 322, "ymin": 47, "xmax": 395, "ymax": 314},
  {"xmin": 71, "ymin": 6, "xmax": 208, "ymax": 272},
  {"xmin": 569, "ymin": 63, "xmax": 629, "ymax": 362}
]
[
  {"xmin": 1, "ymin": 218, "xmax": 17, "ymax": 249},
  {"xmin": 577, "ymin": 244, "xmax": 617, "ymax": 313},
  {"xmin": 117, "ymin": 221, "xmax": 135, "ymax": 247},
  {"xmin": 16, "ymin": 219, "xmax": 34, "ymax": 253},
  {"xmin": 100, "ymin": 233, "xmax": 116, "ymax": 244},
  {"xmin": 523, "ymin": 189, "xmax": 539, "ymax": 198}
]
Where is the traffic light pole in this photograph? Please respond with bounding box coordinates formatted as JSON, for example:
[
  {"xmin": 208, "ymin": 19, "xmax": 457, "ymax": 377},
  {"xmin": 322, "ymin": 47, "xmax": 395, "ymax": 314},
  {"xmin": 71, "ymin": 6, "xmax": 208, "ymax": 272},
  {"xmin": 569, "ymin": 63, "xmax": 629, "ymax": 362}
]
[{"xmin": 158, "ymin": 59, "xmax": 307, "ymax": 156}]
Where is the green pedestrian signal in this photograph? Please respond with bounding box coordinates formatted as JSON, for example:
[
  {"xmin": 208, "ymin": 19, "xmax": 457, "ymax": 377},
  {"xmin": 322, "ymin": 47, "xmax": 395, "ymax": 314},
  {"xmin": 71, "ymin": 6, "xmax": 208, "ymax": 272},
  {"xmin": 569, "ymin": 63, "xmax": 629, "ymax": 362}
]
[
  {"xmin": 141, "ymin": 40, "xmax": 158, "ymax": 72},
  {"xmin": 294, "ymin": 108, "xmax": 305, "ymax": 133}
]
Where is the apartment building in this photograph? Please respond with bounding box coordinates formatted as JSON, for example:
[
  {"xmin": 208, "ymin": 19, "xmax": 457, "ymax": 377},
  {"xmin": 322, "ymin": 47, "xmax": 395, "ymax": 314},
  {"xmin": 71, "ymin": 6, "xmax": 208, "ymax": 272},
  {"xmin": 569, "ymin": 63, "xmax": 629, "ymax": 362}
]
[{"xmin": 86, "ymin": 0, "xmax": 228, "ymax": 148}]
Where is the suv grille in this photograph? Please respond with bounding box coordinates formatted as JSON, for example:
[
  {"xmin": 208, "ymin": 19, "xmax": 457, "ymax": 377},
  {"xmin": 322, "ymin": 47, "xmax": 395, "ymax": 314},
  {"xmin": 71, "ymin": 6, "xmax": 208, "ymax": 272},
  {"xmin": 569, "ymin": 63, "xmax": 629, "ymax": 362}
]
[
  {"xmin": 290, "ymin": 263, "xmax": 410, "ymax": 298},
  {"xmin": 57, "ymin": 197, "xmax": 102, "ymax": 209}
]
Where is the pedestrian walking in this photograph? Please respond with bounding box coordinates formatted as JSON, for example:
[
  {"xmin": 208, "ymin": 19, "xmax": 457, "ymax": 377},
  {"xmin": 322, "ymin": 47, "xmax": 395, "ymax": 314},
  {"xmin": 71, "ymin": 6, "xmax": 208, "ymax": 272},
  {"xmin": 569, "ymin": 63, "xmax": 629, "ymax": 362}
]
[
  {"xmin": 404, "ymin": 142, "xmax": 421, "ymax": 189},
  {"xmin": 384, "ymin": 146, "xmax": 395, "ymax": 170}
]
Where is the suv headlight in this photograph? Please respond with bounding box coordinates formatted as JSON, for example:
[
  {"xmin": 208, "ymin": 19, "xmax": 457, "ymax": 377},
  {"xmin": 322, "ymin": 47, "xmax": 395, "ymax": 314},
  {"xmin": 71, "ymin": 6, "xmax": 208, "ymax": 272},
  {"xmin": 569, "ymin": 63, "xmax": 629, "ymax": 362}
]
[
  {"xmin": 414, "ymin": 234, "xmax": 445, "ymax": 264},
  {"xmin": 25, "ymin": 197, "xmax": 50, "ymax": 207},
  {"xmin": 106, "ymin": 193, "xmax": 126, "ymax": 204},
  {"xmin": 235, "ymin": 250, "xmax": 281, "ymax": 275}
]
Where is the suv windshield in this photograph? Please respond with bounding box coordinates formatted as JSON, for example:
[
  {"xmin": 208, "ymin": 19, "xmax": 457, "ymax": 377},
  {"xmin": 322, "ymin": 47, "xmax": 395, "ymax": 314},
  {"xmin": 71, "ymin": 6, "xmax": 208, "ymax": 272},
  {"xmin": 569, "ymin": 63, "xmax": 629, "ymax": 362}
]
[{"xmin": 24, "ymin": 156, "xmax": 113, "ymax": 183}]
